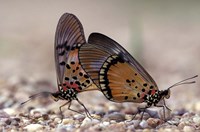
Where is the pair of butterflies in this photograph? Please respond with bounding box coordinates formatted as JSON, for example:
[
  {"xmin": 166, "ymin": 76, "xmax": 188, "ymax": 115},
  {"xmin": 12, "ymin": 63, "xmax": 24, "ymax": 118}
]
[{"xmin": 22, "ymin": 13, "xmax": 197, "ymax": 120}]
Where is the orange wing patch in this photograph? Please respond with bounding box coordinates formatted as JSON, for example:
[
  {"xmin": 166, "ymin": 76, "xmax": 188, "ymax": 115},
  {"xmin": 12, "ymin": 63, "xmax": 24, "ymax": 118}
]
[
  {"xmin": 62, "ymin": 47, "xmax": 98, "ymax": 92},
  {"xmin": 99, "ymin": 55, "xmax": 157, "ymax": 103}
]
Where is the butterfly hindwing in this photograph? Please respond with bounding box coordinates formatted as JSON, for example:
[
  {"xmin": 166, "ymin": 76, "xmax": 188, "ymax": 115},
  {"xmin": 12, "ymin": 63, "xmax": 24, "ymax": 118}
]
[{"xmin": 100, "ymin": 55, "xmax": 158, "ymax": 102}]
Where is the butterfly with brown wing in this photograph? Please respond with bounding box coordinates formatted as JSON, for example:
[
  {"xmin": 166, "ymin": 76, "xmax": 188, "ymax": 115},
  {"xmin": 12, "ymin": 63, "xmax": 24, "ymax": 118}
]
[
  {"xmin": 78, "ymin": 32, "xmax": 198, "ymax": 120},
  {"xmin": 21, "ymin": 13, "xmax": 98, "ymax": 120}
]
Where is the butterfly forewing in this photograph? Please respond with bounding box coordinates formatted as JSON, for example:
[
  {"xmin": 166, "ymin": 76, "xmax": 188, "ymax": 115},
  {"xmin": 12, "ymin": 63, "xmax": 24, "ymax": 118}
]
[
  {"xmin": 55, "ymin": 13, "xmax": 86, "ymax": 85},
  {"xmin": 79, "ymin": 33, "xmax": 158, "ymax": 102},
  {"xmin": 55, "ymin": 13, "xmax": 97, "ymax": 92}
]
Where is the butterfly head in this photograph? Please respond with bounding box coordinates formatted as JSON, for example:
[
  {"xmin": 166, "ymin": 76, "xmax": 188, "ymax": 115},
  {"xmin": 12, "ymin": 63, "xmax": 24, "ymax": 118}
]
[
  {"xmin": 51, "ymin": 92, "xmax": 64, "ymax": 102},
  {"xmin": 160, "ymin": 89, "xmax": 171, "ymax": 99},
  {"xmin": 161, "ymin": 75, "xmax": 198, "ymax": 100}
]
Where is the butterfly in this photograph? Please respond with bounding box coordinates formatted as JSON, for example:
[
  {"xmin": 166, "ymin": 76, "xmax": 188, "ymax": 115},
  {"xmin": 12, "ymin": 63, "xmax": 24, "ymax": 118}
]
[
  {"xmin": 21, "ymin": 13, "xmax": 98, "ymax": 120},
  {"xmin": 78, "ymin": 32, "xmax": 198, "ymax": 120}
]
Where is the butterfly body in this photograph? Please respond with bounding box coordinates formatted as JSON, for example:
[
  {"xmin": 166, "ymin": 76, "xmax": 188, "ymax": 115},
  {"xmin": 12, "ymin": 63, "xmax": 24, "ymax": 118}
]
[{"xmin": 51, "ymin": 88, "xmax": 78, "ymax": 101}]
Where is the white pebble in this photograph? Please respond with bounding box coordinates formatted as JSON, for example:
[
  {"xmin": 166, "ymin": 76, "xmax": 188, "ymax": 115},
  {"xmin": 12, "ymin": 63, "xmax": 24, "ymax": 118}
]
[
  {"xmin": 195, "ymin": 102, "xmax": 200, "ymax": 111},
  {"xmin": 81, "ymin": 117, "xmax": 100, "ymax": 127},
  {"xmin": 24, "ymin": 124, "xmax": 44, "ymax": 131},
  {"xmin": 73, "ymin": 114, "xmax": 85, "ymax": 120},
  {"xmin": 3, "ymin": 108, "xmax": 16, "ymax": 116},
  {"xmin": 108, "ymin": 105, "xmax": 118, "ymax": 111},
  {"xmin": 183, "ymin": 126, "xmax": 195, "ymax": 132},
  {"xmin": 193, "ymin": 116, "xmax": 200, "ymax": 125},
  {"xmin": 99, "ymin": 121, "xmax": 110, "ymax": 127},
  {"xmin": 54, "ymin": 117, "xmax": 61, "ymax": 123},
  {"xmin": 30, "ymin": 108, "xmax": 47, "ymax": 116},
  {"xmin": 62, "ymin": 118, "xmax": 74, "ymax": 125},
  {"xmin": 139, "ymin": 120, "xmax": 149, "ymax": 128}
]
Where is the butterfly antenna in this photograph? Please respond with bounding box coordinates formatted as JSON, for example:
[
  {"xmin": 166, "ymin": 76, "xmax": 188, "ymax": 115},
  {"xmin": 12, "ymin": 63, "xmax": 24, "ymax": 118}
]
[
  {"xmin": 21, "ymin": 92, "xmax": 52, "ymax": 105},
  {"xmin": 167, "ymin": 75, "xmax": 198, "ymax": 90}
]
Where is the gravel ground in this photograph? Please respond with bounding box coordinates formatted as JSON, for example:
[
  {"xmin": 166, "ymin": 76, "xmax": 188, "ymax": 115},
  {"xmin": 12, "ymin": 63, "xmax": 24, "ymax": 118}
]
[
  {"xmin": 0, "ymin": 77, "xmax": 200, "ymax": 131},
  {"xmin": 0, "ymin": 1, "xmax": 200, "ymax": 131}
]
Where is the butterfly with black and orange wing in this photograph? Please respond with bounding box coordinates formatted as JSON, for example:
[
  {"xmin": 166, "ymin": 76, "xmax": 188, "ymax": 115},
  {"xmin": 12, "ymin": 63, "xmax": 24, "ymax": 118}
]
[
  {"xmin": 79, "ymin": 32, "xmax": 198, "ymax": 120},
  {"xmin": 21, "ymin": 13, "xmax": 98, "ymax": 119}
]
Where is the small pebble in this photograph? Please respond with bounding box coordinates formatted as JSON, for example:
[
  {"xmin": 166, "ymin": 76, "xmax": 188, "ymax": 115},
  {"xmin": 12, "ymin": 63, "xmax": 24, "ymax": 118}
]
[
  {"xmin": 4, "ymin": 118, "xmax": 11, "ymax": 125},
  {"xmin": 183, "ymin": 126, "xmax": 195, "ymax": 132},
  {"xmin": 147, "ymin": 118, "xmax": 162, "ymax": 128},
  {"xmin": 110, "ymin": 120, "xmax": 117, "ymax": 124},
  {"xmin": 193, "ymin": 115, "xmax": 200, "ymax": 126},
  {"xmin": 104, "ymin": 112, "xmax": 125, "ymax": 122},
  {"xmin": 194, "ymin": 102, "xmax": 200, "ymax": 111},
  {"xmin": 55, "ymin": 127, "xmax": 67, "ymax": 132},
  {"xmin": 94, "ymin": 111, "xmax": 105, "ymax": 117},
  {"xmin": 103, "ymin": 121, "xmax": 110, "ymax": 126},
  {"xmin": 167, "ymin": 118, "xmax": 180, "ymax": 126},
  {"xmin": 129, "ymin": 120, "xmax": 140, "ymax": 128},
  {"xmin": 24, "ymin": 124, "xmax": 44, "ymax": 131},
  {"xmin": 62, "ymin": 118, "xmax": 74, "ymax": 125},
  {"xmin": 30, "ymin": 108, "xmax": 47, "ymax": 116},
  {"xmin": 11, "ymin": 120, "xmax": 19, "ymax": 126},
  {"xmin": 108, "ymin": 105, "xmax": 119, "ymax": 112},
  {"xmin": 105, "ymin": 122, "xmax": 126, "ymax": 131},
  {"xmin": 3, "ymin": 108, "xmax": 16, "ymax": 116},
  {"xmin": 145, "ymin": 109, "xmax": 159, "ymax": 118},
  {"xmin": 73, "ymin": 114, "xmax": 85, "ymax": 120},
  {"xmin": 81, "ymin": 117, "xmax": 100, "ymax": 127},
  {"xmin": 174, "ymin": 109, "xmax": 187, "ymax": 116},
  {"xmin": 139, "ymin": 120, "xmax": 149, "ymax": 129},
  {"xmin": 91, "ymin": 114, "xmax": 101, "ymax": 120},
  {"xmin": 34, "ymin": 112, "xmax": 41, "ymax": 119},
  {"xmin": 142, "ymin": 128, "xmax": 151, "ymax": 132},
  {"xmin": 0, "ymin": 110, "xmax": 10, "ymax": 118},
  {"xmin": 99, "ymin": 121, "xmax": 110, "ymax": 127},
  {"xmin": 125, "ymin": 114, "xmax": 134, "ymax": 120},
  {"xmin": 127, "ymin": 125, "xmax": 135, "ymax": 131},
  {"xmin": 22, "ymin": 119, "xmax": 30, "ymax": 124},
  {"xmin": 54, "ymin": 117, "xmax": 61, "ymax": 123},
  {"xmin": 13, "ymin": 117, "xmax": 20, "ymax": 122},
  {"xmin": 178, "ymin": 122, "xmax": 186, "ymax": 129},
  {"xmin": 49, "ymin": 122, "xmax": 55, "ymax": 128},
  {"xmin": 61, "ymin": 124, "xmax": 76, "ymax": 131},
  {"xmin": 42, "ymin": 114, "xmax": 49, "ymax": 120}
]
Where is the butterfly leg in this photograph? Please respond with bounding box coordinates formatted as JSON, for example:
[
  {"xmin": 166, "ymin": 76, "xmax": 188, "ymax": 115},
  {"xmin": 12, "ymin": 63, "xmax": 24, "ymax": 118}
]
[
  {"xmin": 155, "ymin": 99, "xmax": 172, "ymax": 121},
  {"xmin": 59, "ymin": 99, "xmax": 86, "ymax": 123},
  {"xmin": 75, "ymin": 98, "xmax": 94, "ymax": 120},
  {"xmin": 67, "ymin": 100, "xmax": 85, "ymax": 115},
  {"xmin": 59, "ymin": 100, "xmax": 71, "ymax": 122},
  {"xmin": 129, "ymin": 106, "xmax": 149, "ymax": 121},
  {"xmin": 163, "ymin": 99, "xmax": 171, "ymax": 111},
  {"xmin": 138, "ymin": 106, "xmax": 149, "ymax": 120}
]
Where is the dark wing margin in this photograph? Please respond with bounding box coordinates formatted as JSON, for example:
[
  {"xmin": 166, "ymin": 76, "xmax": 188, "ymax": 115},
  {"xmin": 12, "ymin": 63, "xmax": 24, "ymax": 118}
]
[
  {"xmin": 55, "ymin": 13, "xmax": 86, "ymax": 84},
  {"xmin": 79, "ymin": 32, "xmax": 157, "ymax": 87}
]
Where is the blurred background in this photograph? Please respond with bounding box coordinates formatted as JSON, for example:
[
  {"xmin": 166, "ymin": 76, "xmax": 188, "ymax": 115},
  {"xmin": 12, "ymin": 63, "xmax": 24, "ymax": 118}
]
[{"xmin": 0, "ymin": 1, "xmax": 199, "ymax": 114}]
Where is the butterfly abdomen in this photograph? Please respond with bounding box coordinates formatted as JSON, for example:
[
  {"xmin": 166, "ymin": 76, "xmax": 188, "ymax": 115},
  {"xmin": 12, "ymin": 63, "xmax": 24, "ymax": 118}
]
[
  {"xmin": 143, "ymin": 90, "xmax": 162, "ymax": 106},
  {"xmin": 58, "ymin": 87, "xmax": 78, "ymax": 100}
]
